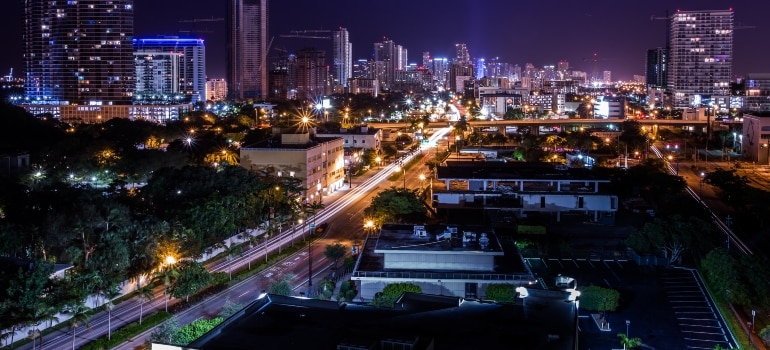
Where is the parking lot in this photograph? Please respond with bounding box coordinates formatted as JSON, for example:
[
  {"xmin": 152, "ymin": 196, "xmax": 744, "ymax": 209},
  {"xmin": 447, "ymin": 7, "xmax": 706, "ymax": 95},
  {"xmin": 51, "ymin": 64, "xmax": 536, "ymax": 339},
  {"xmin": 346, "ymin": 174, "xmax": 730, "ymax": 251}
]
[{"xmin": 525, "ymin": 258, "xmax": 737, "ymax": 349}]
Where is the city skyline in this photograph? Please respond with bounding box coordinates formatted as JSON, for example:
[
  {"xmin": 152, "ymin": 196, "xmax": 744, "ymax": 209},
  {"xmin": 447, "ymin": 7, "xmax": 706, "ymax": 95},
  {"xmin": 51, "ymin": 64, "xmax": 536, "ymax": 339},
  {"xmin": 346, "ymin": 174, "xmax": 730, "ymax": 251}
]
[{"xmin": 2, "ymin": 1, "xmax": 769, "ymax": 82}]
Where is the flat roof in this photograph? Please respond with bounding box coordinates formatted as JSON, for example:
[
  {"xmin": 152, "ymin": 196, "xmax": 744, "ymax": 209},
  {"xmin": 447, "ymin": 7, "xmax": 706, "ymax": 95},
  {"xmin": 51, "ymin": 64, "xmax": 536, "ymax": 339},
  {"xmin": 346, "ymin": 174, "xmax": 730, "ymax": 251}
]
[
  {"xmin": 436, "ymin": 161, "xmax": 608, "ymax": 182},
  {"xmin": 242, "ymin": 134, "xmax": 341, "ymax": 150},
  {"xmin": 374, "ymin": 224, "xmax": 503, "ymax": 254},
  {"xmin": 356, "ymin": 224, "xmax": 530, "ymax": 276},
  {"xmin": 187, "ymin": 291, "xmax": 578, "ymax": 350}
]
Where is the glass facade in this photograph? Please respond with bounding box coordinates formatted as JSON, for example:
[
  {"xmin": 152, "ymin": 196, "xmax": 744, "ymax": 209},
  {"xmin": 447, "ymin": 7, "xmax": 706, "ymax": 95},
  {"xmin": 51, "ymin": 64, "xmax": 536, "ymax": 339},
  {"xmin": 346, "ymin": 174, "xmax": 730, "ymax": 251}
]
[
  {"xmin": 24, "ymin": 0, "xmax": 135, "ymax": 105},
  {"xmin": 133, "ymin": 37, "xmax": 206, "ymax": 104}
]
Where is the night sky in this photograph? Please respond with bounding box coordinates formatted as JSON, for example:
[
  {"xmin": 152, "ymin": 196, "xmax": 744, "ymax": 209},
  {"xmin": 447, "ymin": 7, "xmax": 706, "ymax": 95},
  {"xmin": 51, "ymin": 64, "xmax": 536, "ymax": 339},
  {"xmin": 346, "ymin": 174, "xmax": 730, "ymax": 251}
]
[{"xmin": 2, "ymin": 1, "xmax": 769, "ymax": 81}]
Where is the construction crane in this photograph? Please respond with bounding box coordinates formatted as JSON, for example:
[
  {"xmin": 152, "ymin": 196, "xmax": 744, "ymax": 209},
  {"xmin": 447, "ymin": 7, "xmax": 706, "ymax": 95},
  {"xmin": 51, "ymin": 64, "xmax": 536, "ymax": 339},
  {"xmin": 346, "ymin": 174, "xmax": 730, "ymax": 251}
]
[
  {"xmin": 279, "ymin": 29, "xmax": 332, "ymax": 40},
  {"xmin": 178, "ymin": 17, "xmax": 224, "ymax": 24},
  {"xmin": 178, "ymin": 17, "xmax": 224, "ymax": 35}
]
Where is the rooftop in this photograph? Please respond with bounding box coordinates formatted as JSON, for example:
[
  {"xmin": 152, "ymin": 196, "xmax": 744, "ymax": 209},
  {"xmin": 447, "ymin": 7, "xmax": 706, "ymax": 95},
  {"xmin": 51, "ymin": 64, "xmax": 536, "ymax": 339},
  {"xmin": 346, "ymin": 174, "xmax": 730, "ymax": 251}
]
[
  {"xmin": 355, "ymin": 224, "xmax": 531, "ymax": 279},
  {"xmin": 186, "ymin": 291, "xmax": 578, "ymax": 350},
  {"xmin": 436, "ymin": 161, "xmax": 608, "ymax": 182},
  {"xmin": 374, "ymin": 224, "xmax": 503, "ymax": 254}
]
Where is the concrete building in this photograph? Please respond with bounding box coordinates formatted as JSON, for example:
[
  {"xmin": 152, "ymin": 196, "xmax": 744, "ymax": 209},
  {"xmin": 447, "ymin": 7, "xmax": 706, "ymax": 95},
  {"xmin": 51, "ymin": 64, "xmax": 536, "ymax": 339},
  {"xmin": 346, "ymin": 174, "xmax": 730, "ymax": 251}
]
[
  {"xmin": 133, "ymin": 37, "xmax": 207, "ymax": 104},
  {"xmin": 593, "ymin": 95, "xmax": 626, "ymax": 119},
  {"xmin": 20, "ymin": 104, "xmax": 191, "ymax": 124},
  {"xmin": 347, "ymin": 78, "xmax": 379, "ymax": 96},
  {"xmin": 294, "ymin": 48, "xmax": 329, "ymax": 100},
  {"xmin": 227, "ymin": 0, "xmax": 269, "ymax": 100},
  {"xmin": 479, "ymin": 92, "xmax": 523, "ymax": 118},
  {"xmin": 668, "ymin": 9, "xmax": 733, "ymax": 108},
  {"xmin": 206, "ymin": 79, "xmax": 228, "ymax": 101},
  {"xmin": 353, "ymin": 224, "xmax": 535, "ymax": 301},
  {"xmin": 316, "ymin": 125, "xmax": 382, "ymax": 151},
  {"xmin": 373, "ymin": 39, "xmax": 407, "ymax": 91},
  {"xmin": 742, "ymin": 115, "xmax": 770, "ymax": 165},
  {"xmin": 180, "ymin": 291, "xmax": 578, "ymax": 350},
  {"xmin": 23, "ymin": 0, "xmax": 134, "ymax": 105},
  {"xmin": 744, "ymin": 73, "xmax": 770, "ymax": 112},
  {"xmin": 431, "ymin": 162, "xmax": 618, "ymax": 223},
  {"xmin": 240, "ymin": 129, "xmax": 345, "ymax": 202}
]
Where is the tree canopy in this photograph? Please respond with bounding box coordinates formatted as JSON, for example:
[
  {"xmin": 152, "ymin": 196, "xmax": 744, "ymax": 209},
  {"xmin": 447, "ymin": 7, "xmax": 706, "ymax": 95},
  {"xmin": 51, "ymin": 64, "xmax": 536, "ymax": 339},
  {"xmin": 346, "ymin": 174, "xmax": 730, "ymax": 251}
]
[
  {"xmin": 626, "ymin": 215, "xmax": 711, "ymax": 265},
  {"xmin": 364, "ymin": 188, "xmax": 426, "ymax": 224}
]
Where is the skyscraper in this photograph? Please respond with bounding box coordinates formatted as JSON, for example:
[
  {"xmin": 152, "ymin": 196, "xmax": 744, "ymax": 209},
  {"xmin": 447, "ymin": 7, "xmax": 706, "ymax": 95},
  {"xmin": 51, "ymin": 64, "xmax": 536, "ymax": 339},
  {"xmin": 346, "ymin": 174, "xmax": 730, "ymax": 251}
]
[
  {"xmin": 134, "ymin": 37, "xmax": 206, "ymax": 104},
  {"xmin": 23, "ymin": 0, "xmax": 135, "ymax": 105},
  {"xmin": 332, "ymin": 28, "xmax": 352, "ymax": 88},
  {"xmin": 294, "ymin": 48, "xmax": 328, "ymax": 100},
  {"xmin": 227, "ymin": 0, "xmax": 269, "ymax": 100},
  {"xmin": 374, "ymin": 39, "xmax": 396, "ymax": 90},
  {"xmin": 645, "ymin": 47, "xmax": 668, "ymax": 89},
  {"xmin": 455, "ymin": 43, "xmax": 470, "ymax": 64},
  {"xmin": 668, "ymin": 9, "xmax": 733, "ymax": 108}
]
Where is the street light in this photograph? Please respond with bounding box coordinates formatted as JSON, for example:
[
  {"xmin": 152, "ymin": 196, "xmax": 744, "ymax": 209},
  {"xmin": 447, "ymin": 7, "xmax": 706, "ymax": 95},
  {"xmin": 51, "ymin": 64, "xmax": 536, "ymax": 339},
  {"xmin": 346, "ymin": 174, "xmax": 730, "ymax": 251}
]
[
  {"xmin": 307, "ymin": 239, "xmax": 313, "ymax": 297},
  {"xmin": 455, "ymin": 135, "xmax": 461, "ymax": 160},
  {"xmin": 163, "ymin": 255, "xmax": 177, "ymax": 312},
  {"xmin": 699, "ymin": 171, "xmax": 706, "ymax": 197},
  {"xmin": 394, "ymin": 166, "xmax": 406, "ymax": 190},
  {"xmin": 625, "ymin": 320, "xmax": 631, "ymax": 350},
  {"xmin": 375, "ymin": 156, "xmax": 381, "ymax": 169}
]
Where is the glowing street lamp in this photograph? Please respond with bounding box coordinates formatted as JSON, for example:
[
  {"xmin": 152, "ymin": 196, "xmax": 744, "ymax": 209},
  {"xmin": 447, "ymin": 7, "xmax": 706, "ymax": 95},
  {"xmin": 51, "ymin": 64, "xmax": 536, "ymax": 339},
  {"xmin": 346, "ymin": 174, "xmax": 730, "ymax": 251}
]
[
  {"xmin": 163, "ymin": 255, "xmax": 177, "ymax": 312},
  {"xmin": 394, "ymin": 165, "xmax": 406, "ymax": 190}
]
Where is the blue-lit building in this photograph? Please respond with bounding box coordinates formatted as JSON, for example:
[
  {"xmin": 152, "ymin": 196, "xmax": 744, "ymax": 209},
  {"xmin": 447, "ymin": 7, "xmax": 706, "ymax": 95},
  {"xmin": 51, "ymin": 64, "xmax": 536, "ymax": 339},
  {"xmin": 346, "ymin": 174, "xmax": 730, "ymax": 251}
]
[
  {"xmin": 133, "ymin": 37, "xmax": 206, "ymax": 104},
  {"xmin": 23, "ymin": 0, "xmax": 135, "ymax": 105}
]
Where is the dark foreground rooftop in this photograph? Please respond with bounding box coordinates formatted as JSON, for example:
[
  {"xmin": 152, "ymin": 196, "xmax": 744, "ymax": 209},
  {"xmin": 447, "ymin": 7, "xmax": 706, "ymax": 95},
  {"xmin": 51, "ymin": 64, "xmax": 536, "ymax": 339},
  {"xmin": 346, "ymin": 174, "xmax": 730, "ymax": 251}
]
[{"xmin": 183, "ymin": 291, "xmax": 578, "ymax": 350}]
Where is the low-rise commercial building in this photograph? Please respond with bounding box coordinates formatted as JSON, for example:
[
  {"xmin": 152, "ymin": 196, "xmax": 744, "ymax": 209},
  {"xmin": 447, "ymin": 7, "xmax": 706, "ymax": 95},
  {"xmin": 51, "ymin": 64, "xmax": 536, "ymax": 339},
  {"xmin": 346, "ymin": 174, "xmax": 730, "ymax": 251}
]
[
  {"xmin": 432, "ymin": 162, "xmax": 618, "ymax": 223},
  {"xmin": 352, "ymin": 224, "xmax": 535, "ymax": 301},
  {"xmin": 240, "ymin": 129, "xmax": 345, "ymax": 202}
]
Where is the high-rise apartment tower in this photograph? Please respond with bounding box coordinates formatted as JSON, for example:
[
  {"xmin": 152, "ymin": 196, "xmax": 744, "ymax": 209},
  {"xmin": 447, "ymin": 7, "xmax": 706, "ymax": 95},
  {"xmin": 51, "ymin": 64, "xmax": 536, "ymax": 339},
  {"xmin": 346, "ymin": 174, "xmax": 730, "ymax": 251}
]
[
  {"xmin": 227, "ymin": 0, "xmax": 269, "ymax": 100},
  {"xmin": 668, "ymin": 9, "xmax": 733, "ymax": 107},
  {"xmin": 332, "ymin": 28, "xmax": 352, "ymax": 88},
  {"xmin": 23, "ymin": 0, "xmax": 135, "ymax": 105},
  {"xmin": 133, "ymin": 37, "xmax": 206, "ymax": 104}
]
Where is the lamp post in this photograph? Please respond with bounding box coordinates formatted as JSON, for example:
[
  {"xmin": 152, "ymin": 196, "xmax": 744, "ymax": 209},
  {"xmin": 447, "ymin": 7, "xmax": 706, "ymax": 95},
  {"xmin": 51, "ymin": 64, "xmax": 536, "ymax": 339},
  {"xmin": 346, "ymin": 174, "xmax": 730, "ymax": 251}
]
[
  {"xmin": 699, "ymin": 171, "xmax": 705, "ymax": 197},
  {"xmin": 163, "ymin": 255, "xmax": 176, "ymax": 312},
  {"xmin": 307, "ymin": 240, "xmax": 313, "ymax": 297},
  {"xmin": 624, "ymin": 320, "xmax": 631, "ymax": 350},
  {"xmin": 293, "ymin": 218, "xmax": 303, "ymax": 246},
  {"xmin": 455, "ymin": 135, "xmax": 461, "ymax": 160},
  {"xmin": 419, "ymin": 173, "xmax": 426, "ymax": 189},
  {"xmin": 394, "ymin": 166, "xmax": 406, "ymax": 190}
]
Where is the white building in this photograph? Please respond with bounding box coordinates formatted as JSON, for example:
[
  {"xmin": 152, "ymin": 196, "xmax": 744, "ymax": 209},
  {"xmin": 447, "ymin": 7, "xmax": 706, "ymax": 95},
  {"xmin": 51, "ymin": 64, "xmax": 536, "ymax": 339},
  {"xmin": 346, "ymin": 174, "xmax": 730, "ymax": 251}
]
[
  {"xmin": 742, "ymin": 115, "xmax": 770, "ymax": 165},
  {"xmin": 240, "ymin": 130, "xmax": 346, "ymax": 202},
  {"xmin": 133, "ymin": 37, "xmax": 207, "ymax": 104},
  {"xmin": 206, "ymin": 79, "xmax": 228, "ymax": 101},
  {"xmin": 316, "ymin": 125, "xmax": 382, "ymax": 151},
  {"xmin": 432, "ymin": 162, "xmax": 618, "ymax": 223},
  {"xmin": 352, "ymin": 224, "xmax": 535, "ymax": 300},
  {"xmin": 668, "ymin": 9, "xmax": 733, "ymax": 108},
  {"xmin": 21, "ymin": 104, "xmax": 192, "ymax": 124}
]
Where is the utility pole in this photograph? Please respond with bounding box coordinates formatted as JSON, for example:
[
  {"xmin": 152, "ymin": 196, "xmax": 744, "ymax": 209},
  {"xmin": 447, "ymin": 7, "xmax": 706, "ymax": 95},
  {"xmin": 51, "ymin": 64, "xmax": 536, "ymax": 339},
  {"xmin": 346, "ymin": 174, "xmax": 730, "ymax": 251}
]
[{"xmin": 307, "ymin": 241, "xmax": 313, "ymax": 297}]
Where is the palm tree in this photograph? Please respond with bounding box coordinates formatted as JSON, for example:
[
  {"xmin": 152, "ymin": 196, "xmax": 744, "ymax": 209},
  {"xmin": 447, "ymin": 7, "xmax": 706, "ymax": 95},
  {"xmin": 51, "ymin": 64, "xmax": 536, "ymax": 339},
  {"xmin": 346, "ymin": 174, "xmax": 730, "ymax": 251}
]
[
  {"xmin": 28, "ymin": 303, "xmax": 58, "ymax": 350},
  {"xmin": 135, "ymin": 283, "xmax": 154, "ymax": 325},
  {"xmin": 155, "ymin": 263, "xmax": 180, "ymax": 312},
  {"xmin": 617, "ymin": 333, "xmax": 642, "ymax": 349},
  {"xmin": 68, "ymin": 303, "xmax": 91, "ymax": 350},
  {"xmin": 101, "ymin": 286, "xmax": 121, "ymax": 341}
]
